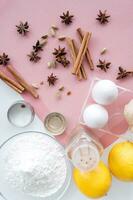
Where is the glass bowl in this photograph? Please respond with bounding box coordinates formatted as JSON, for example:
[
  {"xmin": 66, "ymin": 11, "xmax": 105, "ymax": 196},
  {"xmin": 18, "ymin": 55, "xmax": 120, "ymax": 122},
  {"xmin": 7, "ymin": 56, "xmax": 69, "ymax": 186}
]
[{"xmin": 0, "ymin": 131, "xmax": 71, "ymax": 200}]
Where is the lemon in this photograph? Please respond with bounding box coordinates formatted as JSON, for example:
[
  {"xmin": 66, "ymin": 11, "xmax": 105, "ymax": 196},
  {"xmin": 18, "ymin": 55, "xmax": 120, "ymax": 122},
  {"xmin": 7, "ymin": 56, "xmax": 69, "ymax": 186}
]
[
  {"xmin": 108, "ymin": 141, "xmax": 133, "ymax": 181},
  {"xmin": 73, "ymin": 161, "xmax": 112, "ymax": 198}
]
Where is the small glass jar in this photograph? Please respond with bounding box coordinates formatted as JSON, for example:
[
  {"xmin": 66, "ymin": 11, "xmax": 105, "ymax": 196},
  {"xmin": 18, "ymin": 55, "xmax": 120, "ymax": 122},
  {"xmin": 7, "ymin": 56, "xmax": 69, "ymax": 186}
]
[
  {"xmin": 66, "ymin": 125, "xmax": 103, "ymax": 172},
  {"xmin": 7, "ymin": 100, "xmax": 35, "ymax": 128}
]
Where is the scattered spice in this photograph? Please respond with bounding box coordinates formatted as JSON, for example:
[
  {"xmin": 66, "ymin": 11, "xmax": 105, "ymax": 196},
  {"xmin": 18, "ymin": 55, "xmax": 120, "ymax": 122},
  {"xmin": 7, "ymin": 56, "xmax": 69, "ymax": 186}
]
[
  {"xmin": 47, "ymin": 62, "xmax": 52, "ymax": 69},
  {"xmin": 53, "ymin": 46, "xmax": 66, "ymax": 58},
  {"xmin": 53, "ymin": 46, "xmax": 69, "ymax": 67},
  {"xmin": 56, "ymin": 56, "xmax": 70, "ymax": 67},
  {"xmin": 0, "ymin": 53, "xmax": 10, "ymax": 66},
  {"xmin": 47, "ymin": 61, "xmax": 56, "ymax": 69},
  {"xmin": 96, "ymin": 59, "xmax": 111, "ymax": 72},
  {"xmin": 31, "ymin": 83, "xmax": 39, "ymax": 89},
  {"xmin": 100, "ymin": 48, "xmax": 107, "ymax": 55},
  {"xmin": 55, "ymin": 91, "xmax": 62, "ymax": 99},
  {"xmin": 116, "ymin": 67, "xmax": 133, "ymax": 80},
  {"xmin": 49, "ymin": 28, "xmax": 56, "ymax": 37},
  {"xmin": 60, "ymin": 11, "xmax": 74, "ymax": 25},
  {"xmin": 33, "ymin": 40, "xmax": 44, "ymax": 52},
  {"xmin": 59, "ymin": 86, "xmax": 64, "ymax": 91},
  {"xmin": 96, "ymin": 10, "xmax": 110, "ymax": 24},
  {"xmin": 58, "ymin": 36, "xmax": 66, "ymax": 41},
  {"xmin": 40, "ymin": 81, "xmax": 44, "ymax": 85},
  {"xmin": 28, "ymin": 51, "xmax": 41, "ymax": 63},
  {"xmin": 67, "ymin": 91, "xmax": 71, "ymax": 95},
  {"xmin": 47, "ymin": 73, "xmax": 58, "ymax": 86},
  {"xmin": 51, "ymin": 25, "xmax": 59, "ymax": 30},
  {"xmin": 16, "ymin": 21, "xmax": 29, "ymax": 35},
  {"xmin": 41, "ymin": 34, "xmax": 48, "ymax": 40}
]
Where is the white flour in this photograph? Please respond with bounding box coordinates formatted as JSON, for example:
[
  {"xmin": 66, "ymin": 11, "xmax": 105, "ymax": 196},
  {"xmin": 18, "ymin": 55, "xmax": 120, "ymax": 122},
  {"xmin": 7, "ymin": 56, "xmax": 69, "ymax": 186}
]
[{"xmin": 0, "ymin": 132, "xmax": 67, "ymax": 197}]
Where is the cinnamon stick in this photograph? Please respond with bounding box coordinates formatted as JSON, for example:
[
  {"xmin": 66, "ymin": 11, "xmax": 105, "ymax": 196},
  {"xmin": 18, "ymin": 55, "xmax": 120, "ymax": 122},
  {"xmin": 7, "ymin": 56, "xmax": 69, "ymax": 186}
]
[
  {"xmin": 72, "ymin": 32, "xmax": 90, "ymax": 75},
  {"xmin": 7, "ymin": 65, "xmax": 39, "ymax": 98},
  {"xmin": 0, "ymin": 71, "xmax": 24, "ymax": 91},
  {"xmin": 72, "ymin": 39, "xmax": 87, "ymax": 80},
  {"xmin": 77, "ymin": 28, "xmax": 94, "ymax": 70},
  {"xmin": 66, "ymin": 37, "xmax": 82, "ymax": 80},
  {"xmin": 5, "ymin": 81, "xmax": 23, "ymax": 94}
]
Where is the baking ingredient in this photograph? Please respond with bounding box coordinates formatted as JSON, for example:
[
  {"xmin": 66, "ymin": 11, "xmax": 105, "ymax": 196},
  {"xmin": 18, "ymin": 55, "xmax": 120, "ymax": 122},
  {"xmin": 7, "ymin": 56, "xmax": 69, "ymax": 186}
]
[
  {"xmin": 60, "ymin": 11, "xmax": 74, "ymax": 25},
  {"xmin": 124, "ymin": 99, "xmax": 133, "ymax": 132},
  {"xmin": 0, "ymin": 53, "xmax": 10, "ymax": 66},
  {"xmin": 28, "ymin": 36, "xmax": 47, "ymax": 63},
  {"xmin": 72, "ymin": 32, "xmax": 91, "ymax": 75},
  {"xmin": 47, "ymin": 61, "xmax": 56, "ymax": 69},
  {"xmin": 92, "ymin": 80, "xmax": 118, "ymax": 105},
  {"xmin": 16, "ymin": 21, "xmax": 29, "ymax": 35},
  {"xmin": 66, "ymin": 37, "xmax": 87, "ymax": 80},
  {"xmin": 55, "ymin": 91, "xmax": 62, "ymax": 99},
  {"xmin": 8, "ymin": 101, "xmax": 34, "ymax": 127},
  {"xmin": 28, "ymin": 51, "xmax": 41, "ymax": 62},
  {"xmin": 59, "ymin": 86, "xmax": 65, "ymax": 91},
  {"xmin": 83, "ymin": 104, "xmax": 108, "ymax": 129},
  {"xmin": 116, "ymin": 66, "xmax": 133, "ymax": 80},
  {"xmin": 33, "ymin": 40, "xmax": 44, "ymax": 52},
  {"xmin": 96, "ymin": 10, "xmax": 110, "ymax": 24},
  {"xmin": 67, "ymin": 91, "xmax": 71, "ymax": 95},
  {"xmin": 0, "ymin": 132, "xmax": 67, "ymax": 197},
  {"xmin": 53, "ymin": 46, "xmax": 70, "ymax": 67},
  {"xmin": 77, "ymin": 28, "xmax": 94, "ymax": 70},
  {"xmin": 44, "ymin": 112, "xmax": 66, "ymax": 135},
  {"xmin": 100, "ymin": 48, "xmax": 107, "ymax": 55},
  {"xmin": 51, "ymin": 25, "xmax": 59, "ymax": 30},
  {"xmin": 7, "ymin": 65, "xmax": 39, "ymax": 98},
  {"xmin": 58, "ymin": 36, "xmax": 66, "ymax": 41},
  {"xmin": 66, "ymin": 126, "xmax": 103, "ymax": 172},
  {"xmin": 73, "ymin": 161, "xmax": 112, "ymax": 198},
  {"xmin": 96, "ymin": 59, "xmax": 111, "ymax": 72},
  {"xmin": 31, "ymin": 83, "xmax": 39, "ymax": 89},
  {"xmin": 41, "ymin": 34, "xmax": 48, "ymax": 40},
  {"xmin": 49, "ymin": 27, "xmax": 56, "ymax": 37},
  {"xmin": 47, "ymin": 73, "xmax": 58, "ymax": 86},
  {"xmin": 108, "ymin": 141, "xmax": 133, "ymax": 181}
]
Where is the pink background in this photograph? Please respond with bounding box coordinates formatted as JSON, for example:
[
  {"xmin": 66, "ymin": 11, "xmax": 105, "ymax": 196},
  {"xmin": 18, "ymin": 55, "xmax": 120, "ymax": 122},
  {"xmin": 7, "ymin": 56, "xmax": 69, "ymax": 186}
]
[{"xmin": 0, "ymin": 0, "xmax": 133, "ymax": 146}]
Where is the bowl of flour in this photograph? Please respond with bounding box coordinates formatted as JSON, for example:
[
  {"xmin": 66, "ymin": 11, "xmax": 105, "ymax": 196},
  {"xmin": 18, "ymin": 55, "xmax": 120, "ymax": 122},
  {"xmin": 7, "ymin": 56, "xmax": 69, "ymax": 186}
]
[{"xmin": 0, "ymin": 131, "xmax": 71, "ymax": 200}]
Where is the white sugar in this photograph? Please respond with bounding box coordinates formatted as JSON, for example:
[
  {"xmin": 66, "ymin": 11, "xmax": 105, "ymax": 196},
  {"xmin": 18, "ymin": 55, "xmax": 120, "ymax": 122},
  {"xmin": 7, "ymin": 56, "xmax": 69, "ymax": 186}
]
[{"xmin": 0, "ymin": 132, "xmax": 67, "ymax": 197}]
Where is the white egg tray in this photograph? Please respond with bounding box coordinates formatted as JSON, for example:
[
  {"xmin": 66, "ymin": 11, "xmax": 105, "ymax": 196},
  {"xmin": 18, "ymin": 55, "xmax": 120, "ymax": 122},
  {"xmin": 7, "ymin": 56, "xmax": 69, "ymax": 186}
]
[{"xmin": 79, "ymin": 77, "xmax": 133, "ymax": 136}]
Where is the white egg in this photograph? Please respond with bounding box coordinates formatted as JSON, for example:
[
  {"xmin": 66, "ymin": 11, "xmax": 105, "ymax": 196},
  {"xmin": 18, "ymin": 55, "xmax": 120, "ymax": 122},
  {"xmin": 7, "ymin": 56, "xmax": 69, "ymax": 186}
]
[
  {"xmin": 92, "ymin": 80, "xmax": 118, "ymax": 105},
  {"xmin": 83, "ymin": 104, "xmax": 108, "ymax": 129}
]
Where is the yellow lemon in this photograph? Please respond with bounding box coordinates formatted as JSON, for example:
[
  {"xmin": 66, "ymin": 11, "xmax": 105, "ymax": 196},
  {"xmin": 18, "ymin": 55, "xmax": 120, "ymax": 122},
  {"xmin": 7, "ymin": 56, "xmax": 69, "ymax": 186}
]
[
  {"xmin": 73, "ymin": 161, "xmax": 112, "ymax": 198},
  {"xmin": 108, "ymin": 141, "xmax": 133, "ymax": 181}
]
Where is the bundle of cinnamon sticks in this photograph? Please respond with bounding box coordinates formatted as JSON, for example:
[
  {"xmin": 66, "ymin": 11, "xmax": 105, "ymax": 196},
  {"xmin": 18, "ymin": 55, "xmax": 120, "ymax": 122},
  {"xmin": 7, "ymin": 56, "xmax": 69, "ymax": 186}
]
[
  {"xmin": 0, "ymin": 65, "xmax": 39, "ymax": 98},
  {"xmin": 66, "ymin": 27, "xmax": 94, "ymax": 80}
]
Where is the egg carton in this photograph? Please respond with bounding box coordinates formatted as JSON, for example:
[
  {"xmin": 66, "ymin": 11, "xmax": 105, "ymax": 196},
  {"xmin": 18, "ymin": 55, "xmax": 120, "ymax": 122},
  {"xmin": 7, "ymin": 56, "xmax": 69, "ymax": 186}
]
[{"xmin": 79, "ymin": 77, "xmax": 133, "ymax": 137}]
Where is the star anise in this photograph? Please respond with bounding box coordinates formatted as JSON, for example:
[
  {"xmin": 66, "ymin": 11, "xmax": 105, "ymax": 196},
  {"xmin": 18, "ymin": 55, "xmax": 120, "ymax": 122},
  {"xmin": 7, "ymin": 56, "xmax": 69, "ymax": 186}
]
[
  {"xmin": 33, "ymin": 40, "xmax": 44, "ymax": 52},
  {"xmin": 16, "ymin": 21, "xmax": 29, "ymax": 35},
  {"xmin": 60, "ymin": 11, "xmax": 74, "ymax": 25},
  {"xmin": 47, "ymin": 73, "xmax": 58, "ymax": 86},
  {"xmin": 97, "ymin": 59, "xmax": 111, "ymax": 72},
  {"xmin": 96, "ymin": 10, "xmax": 110, "ymax": 24},
  {"xmin": 56, "ymin": 56, "xmax": 70, "ymax": 67},
  {"xmin": 0, "ymin": 53, "xmax": 10, "ymax": 66},
  {"xmin": 116, "ymin": 67, "xmax": 133, "ymax": 80},
  {"xmin": 28, "ymin": 51, "xmax": 41, "ymax": 63},
  {"xmin": 53, "ymin": 46, "xmax": 66, "ymax": 58}
]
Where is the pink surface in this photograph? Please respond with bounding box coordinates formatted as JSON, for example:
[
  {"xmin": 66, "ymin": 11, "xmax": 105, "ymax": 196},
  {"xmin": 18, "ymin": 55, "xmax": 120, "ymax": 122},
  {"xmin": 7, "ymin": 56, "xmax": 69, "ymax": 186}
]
[{"xmin": 0, "ymin": 0, "xmax": 133, "ymax": 146}]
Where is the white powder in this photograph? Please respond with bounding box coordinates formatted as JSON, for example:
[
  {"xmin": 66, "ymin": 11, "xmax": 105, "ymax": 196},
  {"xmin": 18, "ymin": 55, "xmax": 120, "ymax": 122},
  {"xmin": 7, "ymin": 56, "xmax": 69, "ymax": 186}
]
[{"xmin": 0, "ymin": 132, "xmax": 67, "ymax": 197}]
